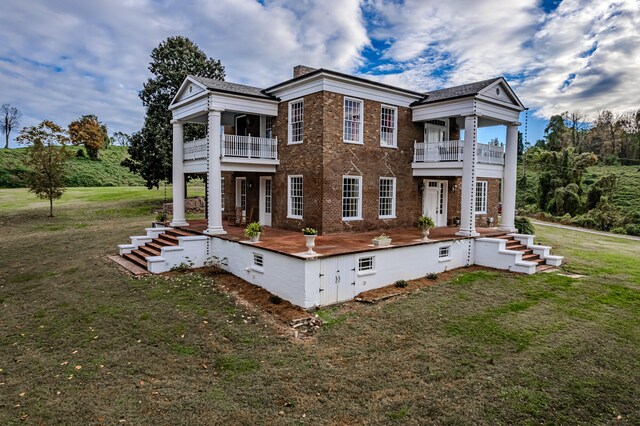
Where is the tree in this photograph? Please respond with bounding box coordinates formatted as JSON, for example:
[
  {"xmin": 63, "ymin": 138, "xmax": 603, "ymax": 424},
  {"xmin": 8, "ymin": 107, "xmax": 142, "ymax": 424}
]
[
  {"xmin": 564, "ymin": 110, "xmax": 589, "ymax": 152},
  {"xmin": 111, "ymin": 131, "xmax": 131, "ymax": 147},
  {"xmin": 123, "ymin": 36, "xmax": 225, "ymax": 188},
  {"xmin": 544, "ymin": 113, "xmax": 568, "ymax": 151},
  {"xmin": 68, "ymin": 115, "xmax": 108, "ymax": 160},
  {"xmin": 1, "ymin": 103, "xmax": 22, "ymax": 149},
  {"xmin": 16, "ymin": 121, "xmax": 70, "ymax": 217}
]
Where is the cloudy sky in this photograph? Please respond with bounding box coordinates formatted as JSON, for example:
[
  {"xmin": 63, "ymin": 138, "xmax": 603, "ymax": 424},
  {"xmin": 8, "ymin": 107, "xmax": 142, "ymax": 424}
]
[{"xmin": 1, "ymin": 0, "xmax": 638, "ymax": 147}]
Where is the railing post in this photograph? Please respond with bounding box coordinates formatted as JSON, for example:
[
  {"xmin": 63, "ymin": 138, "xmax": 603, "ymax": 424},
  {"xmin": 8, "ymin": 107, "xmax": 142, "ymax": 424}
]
[
  {"xmin": 248, "ymin": 134, "xmax": 252, "ymax": 158},
  {"xmin": 274, "ymin": 136, "xmax": 278, "ymax": 160}
]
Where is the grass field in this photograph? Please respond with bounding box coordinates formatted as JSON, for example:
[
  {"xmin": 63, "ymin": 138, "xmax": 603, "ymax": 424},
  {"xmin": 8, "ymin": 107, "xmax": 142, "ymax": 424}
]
[
  {"xmin": 0, "ymin": 146, "xmax": 145, "ymax": 188},
  {"xmin": 0, "ymin": 187, "xmax": 639, "ymax": 424}
]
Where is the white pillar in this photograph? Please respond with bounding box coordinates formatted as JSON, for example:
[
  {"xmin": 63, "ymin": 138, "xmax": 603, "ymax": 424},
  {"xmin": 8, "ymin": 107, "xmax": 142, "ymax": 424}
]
[
  {"xmin": 499, "ymin": 123, "xmax": 519, "ymax": 232},
  {"xmin": 170, "ymin": 120, "xmax": 188, "ymax": 227},
  {"xmin": 456, "ymin": 115, "xmax": 480, "ymax": 237},
  {"xmin": 204, "ymin": 110, "xmax": 226, "ymax": 235}
]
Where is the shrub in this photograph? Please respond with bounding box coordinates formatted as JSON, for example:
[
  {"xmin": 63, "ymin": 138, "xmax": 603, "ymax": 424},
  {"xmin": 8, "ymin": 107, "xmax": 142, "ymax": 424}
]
[
  {"xmin": 426, "ymin": 273, "xmax": 437, "ymax": 280},
  {"xmin": 76, "ymin": 149, "xmax": 85, "ymax": 158},
  {"xmin": 302, "ymin": 227, "xmax": 318, "ymax": 235},
  {"xmin": 417, "ymin": 215, "xmax": 435, "ymax": 230},
  {"xmin": 514, "ymin": 216, "xmax": 535, "ymax": 235},
  {"xmin": 394, "ymin": 280, "xmax": 408, "ymax": 288},
  {"xmin": 269, "ymin": 295, "xmax": 282, "ymax": 304},
  {"xmin": 624, "ymin": 223, "xmax": 640, "ymax": 236},
  {"xmin": 244, "ymin": 222, "xmax": 263, "ymax": 238}
]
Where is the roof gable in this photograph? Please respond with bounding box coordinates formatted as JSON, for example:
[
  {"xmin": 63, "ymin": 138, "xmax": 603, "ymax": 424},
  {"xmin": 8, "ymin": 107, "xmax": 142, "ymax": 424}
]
[
  {"xmin": 477, "ymin": 78, "xmax": 524, "ymax": 109},
  {"xmin": 170, "ymin": 76, "xmax": 208, "ymax": 107}
]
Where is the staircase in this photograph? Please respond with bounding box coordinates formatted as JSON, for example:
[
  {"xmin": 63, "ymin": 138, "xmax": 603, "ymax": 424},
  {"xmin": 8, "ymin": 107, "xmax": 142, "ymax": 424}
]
[
  {"xmin": 122, "ymin": 228, "xmax": 200, "ymax": 269},
  {"xmin": 474, "ymin": 233, "xmax": 563, "ymax": 274},
  {"xmin": 118, "ymin": 226, "xmax": 208, "ymax": 273},
  {"xmin": 495, "ymin": 235, "xmax": 554, "ymax": 272}
]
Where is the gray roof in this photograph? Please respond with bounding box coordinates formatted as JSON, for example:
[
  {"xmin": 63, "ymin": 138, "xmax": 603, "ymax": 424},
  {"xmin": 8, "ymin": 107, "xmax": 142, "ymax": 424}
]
[
  {"xmin": 189, "ymin": 75, "xmax": 275, "ymax": 99},
  {"xmin": 414, "ymin": 77, "xmax": 502, "ymax": 105}
]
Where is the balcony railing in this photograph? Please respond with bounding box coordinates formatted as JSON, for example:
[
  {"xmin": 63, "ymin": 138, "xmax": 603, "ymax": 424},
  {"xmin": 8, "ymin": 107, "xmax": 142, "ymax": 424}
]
[
  {"xmin": 222, "ymin": 134, "xmax": 278, "ymax": 160},
  {"xmin": 413, "ymin": 140, "xmax": 504, "ymax": 165},
  {"xmin": 183, "ymin": 134, "xmax": 278, "ymax": 162}
]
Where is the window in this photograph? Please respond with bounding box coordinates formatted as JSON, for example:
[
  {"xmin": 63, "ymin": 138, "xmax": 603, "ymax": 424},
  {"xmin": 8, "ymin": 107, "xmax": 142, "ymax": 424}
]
[
  {"xmin": 475, "ymin": 181, "xmax": 488, "ymax": 214},
  {"xmin": 380, "ymin": 105, "xmax": 397, "ymax": 147},
  {"xmin": 342, "ymin": 176, "xmax": 362, "ymax": 220},
  {"xmin": 424, "ymin": 119, "xmax": 448, "ymax": 143},
  {"xmin": 439, "ymin": 246, "xmax": 451, "ymax": 260},
  {"xmin": 288, "ymin": 99, "xmax": 304, "ymax": 144},
  {"xmin": 221, "ymin": 176, "xmax": 225, "ymax": 211},
  {"xmin": 266, "ymin": 116, "xmax": 273, "ymax": 139},
  {"xmin": 288, "ymin": 175, "xmax": 303, "ymax": 219},
  {"xmin": 251, "ymin": 252, "xmax": 264, "ymax": 273},
  {"xmin": 358, "ymin": 256, "xmax": 375, "ymax": 274},
  {"xmin": 265, "ymin": 178, "xmax": 272, "ymax": 214},
  {"xmin": 379, "ymin": 177, "xmax": 396, "ymax": 218},
  {"xmin": 343, "ymin": 97, "xmax": 363, "ymax": 144}
]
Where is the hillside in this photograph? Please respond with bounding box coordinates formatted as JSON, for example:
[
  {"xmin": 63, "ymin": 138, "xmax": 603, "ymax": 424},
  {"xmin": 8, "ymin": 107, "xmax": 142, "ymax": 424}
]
[{"xmin": 0, "ymin": 146, "xmax": 145, "ymax": 188}]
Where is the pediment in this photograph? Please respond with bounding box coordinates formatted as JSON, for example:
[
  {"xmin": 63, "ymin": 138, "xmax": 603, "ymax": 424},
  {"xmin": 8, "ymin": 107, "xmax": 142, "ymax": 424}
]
[{"xmin": 477, "ymin": 79, "xmax": 524, "ymax": 109}]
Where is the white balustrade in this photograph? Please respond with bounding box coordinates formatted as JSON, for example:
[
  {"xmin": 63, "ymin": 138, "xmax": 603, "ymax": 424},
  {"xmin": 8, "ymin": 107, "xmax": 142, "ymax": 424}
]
[
  {"xmin": 184, "ymin": 135, "xmax": 279, "ymax": 161},
  {"xmin": 414, "ymin": 140, "xmax": 503, "ymax": 165},
  {"xmin": 183, "ymin": 138, "xmax": 208, "ymax": 161}
]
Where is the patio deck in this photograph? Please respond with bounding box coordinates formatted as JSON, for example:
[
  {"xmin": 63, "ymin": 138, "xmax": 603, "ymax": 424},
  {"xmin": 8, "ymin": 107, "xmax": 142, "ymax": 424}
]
[{"xmin": 179, "ymin": 219, "xmax": 506, "ymax": 258}]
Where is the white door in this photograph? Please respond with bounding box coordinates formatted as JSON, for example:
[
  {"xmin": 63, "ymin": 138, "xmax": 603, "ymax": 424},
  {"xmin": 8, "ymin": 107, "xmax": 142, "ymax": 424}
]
[
  {"xmin": 319, "ymin": 256, "xmax": 356, "ymax": 306},
  {"xmin": 422, "ymin": 180, "xmax": 448, "ymax": 227},
  {"xmin": 235, "ymin": 177, "xmax": 246, "ymax": 218},
  {"xmin": 259, "ymin": 176, "xmax": 272, "ymax": 227}
]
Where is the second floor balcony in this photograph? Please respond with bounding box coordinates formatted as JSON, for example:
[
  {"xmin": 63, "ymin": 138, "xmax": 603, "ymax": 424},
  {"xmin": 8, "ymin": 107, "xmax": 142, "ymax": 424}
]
[
  {"xmin": 183, "ymin": 134, "xmax": 279, "ymax": 173},
  {"xmin": 413, "ymin": 140, "xmax": 504, "ymax": 165}
]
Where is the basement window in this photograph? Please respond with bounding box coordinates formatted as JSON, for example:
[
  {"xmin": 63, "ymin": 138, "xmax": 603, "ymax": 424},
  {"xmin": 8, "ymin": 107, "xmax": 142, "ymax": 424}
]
[
  {"xmin": 358, "ymin": 256, "xmax": 376, "ymax": 276},
  {"xmin": 439, "ymin": 246, "xmax": 451, "ymax": 262},
  {"xmin": 251, "ymin": 252, "xmax": 264, "ymax": 273}
]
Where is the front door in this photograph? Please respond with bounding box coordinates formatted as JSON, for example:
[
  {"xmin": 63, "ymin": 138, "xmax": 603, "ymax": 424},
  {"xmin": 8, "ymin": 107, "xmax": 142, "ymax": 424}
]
[
  {"xmin": 259, "ymin": 176, "xmax": 272, "ymax": 227},
  {"xmin": 422, "ymin": 180, "xmax": 448, "ymax": 227}
]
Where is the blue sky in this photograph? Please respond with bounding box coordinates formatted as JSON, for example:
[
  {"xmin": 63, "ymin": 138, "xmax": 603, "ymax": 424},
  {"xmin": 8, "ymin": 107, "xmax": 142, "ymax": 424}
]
[{"xmin": 1, "ymin": 0, "xmax": 638, "ymax": 147}]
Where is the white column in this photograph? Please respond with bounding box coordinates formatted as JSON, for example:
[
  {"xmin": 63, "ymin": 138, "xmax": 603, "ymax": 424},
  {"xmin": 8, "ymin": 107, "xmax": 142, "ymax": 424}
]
[
  {"xmin": 500, "ymin": 123, "xmax": 519, "ymax": 232},
  {"xmin": 456, "ymin": 115, "xmax": 480, "ymax": 237},
  {"xmin": 169, "ymin": 119, "xmax": 188, "ymax": 227},
  {"xmin": 204, "ymin": 110, "xmax": 226, "ymax": 235}
]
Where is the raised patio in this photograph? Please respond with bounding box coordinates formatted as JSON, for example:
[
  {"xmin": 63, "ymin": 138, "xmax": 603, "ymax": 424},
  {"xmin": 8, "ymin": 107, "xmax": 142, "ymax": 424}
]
[{"xmin": 179, "ymin": 219, "xmax": 506, "ymax": 258}]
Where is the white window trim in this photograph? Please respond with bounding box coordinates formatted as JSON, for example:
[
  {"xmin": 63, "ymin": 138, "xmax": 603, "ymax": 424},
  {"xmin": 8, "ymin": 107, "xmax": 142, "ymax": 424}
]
[
  {"xmin": 475, "ymin": 180, "xmax": 488, "ymax": 214},
  {"xmin": 342, "ymin": 175, "xmax": 363, "ymax": 221},
  {"xmin": 378, "ymin": 177, "xmax": 396, "ymax": 219},
  {"xmin": 249, "ymin": 252, "xmax": 264, "ymax": 273},
  {"xmin": 343, "ymin": 97, "xmax": 364, "ymax": 145},
  {"xmin": 380, "ymin": 105, "xmax": 398, "ymax": 148},
  {"xmin": 357, "ymin": 256, "xmax": 376, "ymax": 277},
  {"xmin": 287, "ymin": 175, "xmax": 303, "ymax": 219},
  {"xmin": 438, "ymin": 245, "xmax": 452, "ymax": 263},
  {"xmin": 288, "ymin": 98, "xmax": 304, "ymax": 145}
]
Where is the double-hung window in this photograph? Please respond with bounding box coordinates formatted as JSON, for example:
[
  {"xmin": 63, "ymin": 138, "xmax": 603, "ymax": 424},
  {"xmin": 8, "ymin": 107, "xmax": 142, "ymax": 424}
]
[
  {"xmin": 343, "ymin": 97, "xmax": 363, "ymax": 144},
  {"xmin": 475, "ymin": 181, "xmax": 488, "ymax": 214},
  {"xmin": 379, "ymin": 177, "xmax": 396, "ymax": 218},
  {"xmin": 288, "ymin": 175, "xmax": 303, "ymax": 219},
  {"xmin": 342, "ymin": 176, "xmax": 362, "ymax": 220},
  {"xmin": 288, "ymin": 99, "xmax": 304, "ymax": 144},
  {"xmin": 380, "ymin": 105, "xmax": 397, "ymax": 147}
]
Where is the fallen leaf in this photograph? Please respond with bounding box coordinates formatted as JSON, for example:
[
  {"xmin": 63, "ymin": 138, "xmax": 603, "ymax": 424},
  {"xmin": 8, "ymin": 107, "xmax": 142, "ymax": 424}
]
[
  {"xmin": 61, "ymin": 361, "xmax": 69, "ymax": 366},
  {"xmin": 18, "ymin": 392, "xmax": 25, "ymax": 397},
  {"xmin": 75, "ymin": 365, "xmax": 82, "ymax": 370}
]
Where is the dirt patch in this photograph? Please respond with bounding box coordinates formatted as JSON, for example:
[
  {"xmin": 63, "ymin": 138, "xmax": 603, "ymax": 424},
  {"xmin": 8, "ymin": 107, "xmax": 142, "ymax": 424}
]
[
  {"xmin": 179, "ymin": 267, "xmax": 320, "ymax": 339},
  {"xmin": 355, "ymin": 265, "xmax": 488, "ymax": 303}
]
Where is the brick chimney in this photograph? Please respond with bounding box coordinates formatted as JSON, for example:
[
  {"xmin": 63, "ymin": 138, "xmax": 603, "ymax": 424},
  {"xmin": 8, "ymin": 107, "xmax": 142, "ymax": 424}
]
[{"xmin": 293, "ymin": 65, "xmax": 317, "ymax": 78}]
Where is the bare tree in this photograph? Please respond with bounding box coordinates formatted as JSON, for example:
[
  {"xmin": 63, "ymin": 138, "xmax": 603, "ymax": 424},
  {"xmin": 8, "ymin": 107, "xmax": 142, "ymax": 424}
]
[
  {"xmin": 564, "ymin": 111, "xmax": 589, "ymax": 152},
  {"xmin": 1, "ymin": 104, "xmax": 22, "ymax": 149}
]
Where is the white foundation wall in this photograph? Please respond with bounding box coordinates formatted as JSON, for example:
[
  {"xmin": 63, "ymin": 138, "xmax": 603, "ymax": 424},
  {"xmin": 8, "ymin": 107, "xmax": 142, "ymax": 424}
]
[{"xmin": 209, "ymin": 238, "xmax": 309, "ymax": 308}]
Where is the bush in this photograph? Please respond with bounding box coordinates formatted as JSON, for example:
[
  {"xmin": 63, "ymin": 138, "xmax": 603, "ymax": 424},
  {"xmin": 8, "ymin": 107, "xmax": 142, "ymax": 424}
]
[
  {"xmin": 514, "ymin": 216, "xmax": 535, "ymax": 235},
  {"xmin": 76, "ymin": 149, "xmax": 85, "ymax": 158},
  {"xmin": 394, "ymin": 280, "xmax": 408, "ymax": 288},
  {"xmin": 269, "ymin": 295, "xmax": 282, "ymax": 305},
  {"xmin": 426, "ymin": 273, "xmax": 437, "ymax": 280},
  {"xmin": 623, "ymin": 223, "xmax": 640, "ymax": 236}
]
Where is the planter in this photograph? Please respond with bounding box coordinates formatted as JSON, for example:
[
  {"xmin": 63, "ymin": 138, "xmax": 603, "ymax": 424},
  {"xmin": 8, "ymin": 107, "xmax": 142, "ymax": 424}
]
[
  {"xmin": 249, "ymin": 232, "xmax": 261, "ymax": 243},
  {"xmin": 421, "ymin": 229, "xmax": 430, "ymax": 241},
  {"xmin": 372, "ymin": 238, "xmax": 392, "ymax": 247},
  {"xmin": 304, "ymin": 234, "xmax": 317, "ymax": 255}
]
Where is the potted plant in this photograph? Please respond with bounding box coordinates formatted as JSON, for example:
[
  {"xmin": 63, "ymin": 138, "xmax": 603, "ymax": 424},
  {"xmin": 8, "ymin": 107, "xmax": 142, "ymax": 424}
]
[
  {"xmin": 302, "ymin": 227, "xmax": 318, "ymax": 255},
  {"xmin": 417, "ymin": 215, "xmax": 435, "ymax": 241},
  {"xmin": 244, "ymin": 221, "xmax": 263, "ymax": 243},
  {"xmin": 372, "ymin": 233, "xmax": 392, "ymax": 247}
]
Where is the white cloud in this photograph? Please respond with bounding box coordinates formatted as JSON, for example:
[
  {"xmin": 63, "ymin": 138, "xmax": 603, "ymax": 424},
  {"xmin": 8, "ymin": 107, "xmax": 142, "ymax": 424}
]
[{"xmin": 0, "ymin": 0, "xmax": 369, "ymax": 146}]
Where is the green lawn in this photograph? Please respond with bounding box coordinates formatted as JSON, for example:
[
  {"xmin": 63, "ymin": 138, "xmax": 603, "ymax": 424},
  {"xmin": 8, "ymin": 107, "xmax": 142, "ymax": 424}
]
[{"xmin": 0, "ymin": 187, "xmax": 638, "ymax": 424}]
